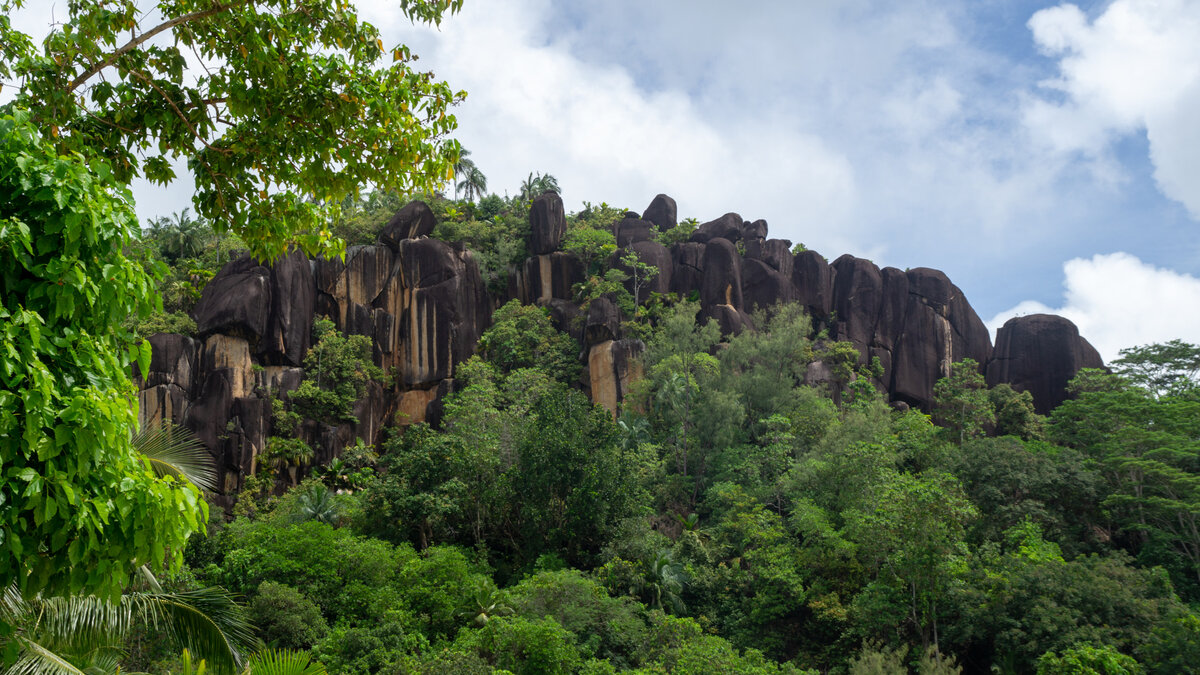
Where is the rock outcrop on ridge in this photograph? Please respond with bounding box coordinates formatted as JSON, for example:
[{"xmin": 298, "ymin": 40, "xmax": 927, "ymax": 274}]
[
  {"xmin": 136, "ymin": 193, "xmax": 1103, "ymax": 497},
  {"xmin": 987, "ymin": 314, "xmax": 1105, "ymax": 414}
]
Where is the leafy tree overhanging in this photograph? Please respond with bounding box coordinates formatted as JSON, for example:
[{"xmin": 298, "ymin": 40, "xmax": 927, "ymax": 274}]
[{"xmin": 0, "ymin": 0, "xmax": 465, "ymax": 261}]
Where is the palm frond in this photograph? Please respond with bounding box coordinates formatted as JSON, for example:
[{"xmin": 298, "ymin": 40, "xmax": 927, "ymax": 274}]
[
  {"xmin": 2, "ymin": 583, "xmax": 27, "ymax": 623},
  {"xmin": 133, "ymin": 423, "xmax": 219, "ymax": 493},
  {"xmin": 35, "ymin": 594, "xmax": 131, "ymax": 657},
  {"xmin": 5, "ymin": 638, "xmax": 89, "ymax": 675},
  {"xmin": 242, "ymin": 649, "xmax": 327, "ymax": 675},
  {"xmin": 124, "ymin": 586, "xmax": 256, "ymax": 675}
]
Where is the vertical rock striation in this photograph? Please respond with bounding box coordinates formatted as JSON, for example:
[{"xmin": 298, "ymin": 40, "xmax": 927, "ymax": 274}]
[{"xmin": 142, "ymin": 192, "xmax": 1103, "ymax": 495}]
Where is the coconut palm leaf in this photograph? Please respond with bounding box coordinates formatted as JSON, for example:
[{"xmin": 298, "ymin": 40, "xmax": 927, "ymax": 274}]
[
  {"xmin": 242, "ymin": 649, "xmax": 327, "ymax": 675},
  {"xmin": 123, "ymin": 585, "xmax": 256, "ymax": 674},
  {"xmin": 4, "ymin": 639, "xmax": 89, "ymax": 675},
  {"xmin": 133, "ymin": 423, "xmax": 219, "ymax": 493},
  {"xmin": 2, "ymin": 572, "xmax": 255, "ymax": 675},
  {"xmin": 289, "ymin": 484, "xmax": 341, "ymax": 526},
  {"xmin": 2, "ymin": 583, "xmax": 26, "ymax": 623}
]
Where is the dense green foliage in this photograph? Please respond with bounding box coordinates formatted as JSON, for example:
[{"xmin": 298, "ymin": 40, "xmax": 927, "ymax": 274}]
[
  {"xmin": 11, "ymin": 124, "xmax": 1200, "ymax": 669},
  {"xmin": 7, "ymin": 4, "xmax": 1200, "ymax": 664},
  {"xmin": 290, "ymin": 319, "xmax": 384, "ymax": 426},
  {"xmin": 135, "ymin": 269, "xmax": 1193, "ymax": 673},
  {"xmin": 0, "ymin": 111, "xmax": 206, "ymax": 600},
  {"xmin": 1, "ymin": 0, "xmax": 464, "ymax": 261}
]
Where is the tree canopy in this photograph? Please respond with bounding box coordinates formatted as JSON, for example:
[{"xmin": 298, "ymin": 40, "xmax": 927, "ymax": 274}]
[
  {"xmin": 0, "ymin": 0, "xmax": 464, "ymax": 261},
  {"xmin": 1, "ymin": 110, "xmax": 205, "ymax": 600},
  {"xmin": 0, "ymin": 0, "xmax": 465, "ymax": 607}
]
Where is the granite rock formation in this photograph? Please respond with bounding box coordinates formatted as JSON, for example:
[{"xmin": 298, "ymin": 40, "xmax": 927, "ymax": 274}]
[
  {"xmin": 642, "ymin": 194, "xmax": 677, "ymax": 231},
  {"xmin": 690, "ymin": 212, "xmax": 743, "ymax": 244},
  {"xmin": 529, "ymin": 191, "xmax": 566, "ymax": 255},
  {"xmin": 987, "ymin": 314, "xmax": 1105, "ymax": 414},
  {"xmin": 379, "ymin": 199, "xmax": 436, "ymax": 247},
  {"xmin": 142, "ymin": 194, "xmax": 1103, "ymax": 497}
]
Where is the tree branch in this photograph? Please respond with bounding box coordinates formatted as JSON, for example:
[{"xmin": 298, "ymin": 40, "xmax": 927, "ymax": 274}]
[
  {"xmin": 66, "ymin": 0, "xmax": 249, "ymax": 94},
  {"xmin": 127, "ymin": 69, "xmax": 227, "ymax": 155}
]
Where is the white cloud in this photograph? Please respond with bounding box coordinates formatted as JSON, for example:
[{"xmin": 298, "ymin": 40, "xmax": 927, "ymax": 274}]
[
  {"xmin": 7, "ymin": 0, "xmax": 1200, "ymax": 326},
  {"xmin": 373, "ymin": 0, "xmax": 863, "ymax": 248},
  {"xmin": 988, "ymin": 252, "xmax": 1200, "ymax": 362},
  {"xmin": 372, "ymin": 0, "xmax": 1109, "ymax": 274},
  {"xmin": 1024, "ymin": 0, "xmax": 1200, "ymax": 216}
]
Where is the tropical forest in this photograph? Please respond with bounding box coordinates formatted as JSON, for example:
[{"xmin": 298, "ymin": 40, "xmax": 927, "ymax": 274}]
[{"xmin": 2, "ymin": 1, "xmax": 1200, "ymax": 675}]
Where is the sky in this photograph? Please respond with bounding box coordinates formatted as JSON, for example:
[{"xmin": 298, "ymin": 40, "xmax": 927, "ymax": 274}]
[{"xmin": 8, "ymin": 0, "xmax": 1200, "ymax": 362}]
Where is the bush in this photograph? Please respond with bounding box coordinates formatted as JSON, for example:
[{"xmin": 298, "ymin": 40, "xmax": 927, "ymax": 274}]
[
  {"xmin": 1037, "ymin": 644, "xmax": 1143, "ymax": 675},
  {"xmin": 314, "ymin": 609, "xmax": 430, "ymax": 675},
  {"xmin": 459, "ymin": 616, "xmax": 581, "ymax": 675},
  {"xmin": 214, "ymin": 519, "xmax": 404, "ymax": 624},
  {"xmin": 250, "ymin": 581, "xmax": 329, "ymax": 649}
]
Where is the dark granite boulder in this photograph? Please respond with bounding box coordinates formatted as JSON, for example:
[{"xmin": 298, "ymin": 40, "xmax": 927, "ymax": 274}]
[
  {"xmin": 742, "ymin": 258, "xmax": 797, "ymax": 312},
  {"xmin": 139, "ymin": 333, "xmax": 198, "ymax": 390},
  {"xmin": 909, "ymin": 267, "xmax": 993, "ymax": 366},
  {"xmin": 671, "ymin": 242, "xmax": 706, "ymax": 295},
  {"xmin": 642, "ymin": 194, "xmax": 677, "ymax": 231},
  {"xmin": 614, "ymin": 217, "xmax": 656, "ymax": 247},
  {"xmin": 830, "ymin": 255, "xmax": 883, "ymax": 363},
  {"xmin": 792, "ymin": 250, "xmax": 834, "ymax": 322},
  {"xmin": 387, "ymin": 238, "xmax": 492, "ymax": 386},
  {"xmin": 512, "ymin": 252, "xmax": 585, "ymax": 304},
  {"xmin": 424, "ymin": 378, "xmax": 460, "ymax": 430},
  {"xmin": 751, "ymin": 239, "xmax": 793, "ymax": 278},
  {"xmin": 183, "ymin": 369, "xmax": 235, "ymax": 461},
  {"xmin": 987, "ymin": 314, "xmax": 1104, "ymax": 414},
  {"xmin": 379, "ymin": 200, "xmax": 436, "ymax": 248},
  {"xmin": 741, "ymin": 218, "xmax": 768, "ymax": 244},
  {"xmin": 396, "ymin": 237, "xmax": 459, "ymax": 289},
  {"xmin": 588, "ymin": 338, "xmax": 646, "ymax": 416},
  {"xmin": 703, "ymin": 304, "xmax": 748, "ymax": 336},
  {"xmin": 192, "ymin": 256, "xmax": 271, "ymax": 341},
  {"xmin": 529, "ymin": 192, "xmax": 566, "ymax": 255},
  {"xmin": 138, "ymin": 384, "xmax": 190, "ymax": 430},
  {"xmin": 614, "ymin": 240, "xmax": 672, "ymax": 303},
  {"xmin": 585, "ymin": 297, "xmax": 621, "ymax": 347},
  {"xmin": 314, "ymin": 246, "xmax": 394, "ymax": 311},
  {"xmin": 690, "ymin": 212, "xmax": 743, "ymax": 244},
  {"xmin": 874, "ymin": 267, "xmax": 910, "ymax": 355},
  {"xmin": 861, "ymin": 267, "xmax": 995, "ymax": 409},
  {"xmin": 700, "ymin": 237, "xmax": 743, "ymax": 311},
  {"xmin": 257, "ymin": 249, "xmax": 315, "ymax": 365},
  {"xmin": 192, "ymin": 251, "xmax": 314, "ymax": 366}
]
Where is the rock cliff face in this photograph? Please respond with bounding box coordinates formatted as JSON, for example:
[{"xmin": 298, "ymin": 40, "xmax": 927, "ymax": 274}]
[{"xmin": 137, "ymin": 195, "xmax": 1102, "ymax": 495}]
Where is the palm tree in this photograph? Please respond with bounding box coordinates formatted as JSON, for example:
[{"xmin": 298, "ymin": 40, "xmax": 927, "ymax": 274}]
[
  {"xmin": 241, "ymin": 649, "xmax": 327, "ymax": 675},
  {"xmin": 645, "ymin": 550, "xmax": 687, "ymax": 615},
  {"xmin": 155, "ymin": 209, "xmax": 212, "ymax": 261},
  {"xmin": 174, "ymin": 647, "xmax": 328, "ymax": 675},
  {"xmin": 517, "ymin": 172, "xmax": 560, "ymax": 202},
  {"xmin": 456, "ymin": 165, "xmax": 488, "ymax": 202},
  {"xmin": 289, "ymin": 483, "xmax": 342, "ymax": 526},
  {"xmin": 264, "ymin": 438, "xmax": 315, "ymax": 487},
  {"xmin": 1, "ymin": 568, "xmax": 256, "ymax": 675},
  {"xmin": 452, "ymin": 149, "xmax": 477, "ymax": 200},
  {"xmin": 133, "ymin": 422, "xmax": 220, "ymax": 493},
  {"xmin": 457, "ymin": 582, "xmax": 512, "ymax": 627},
  {"xmin": 145, "ymin": 215, "xmax": 172, "ymax": 238}
]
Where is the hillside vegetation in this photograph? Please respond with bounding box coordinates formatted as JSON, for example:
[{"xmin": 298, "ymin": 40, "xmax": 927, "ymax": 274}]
[{"xmin": 117, "ymin": 192, "xmax": 1200, "ymax": 674}]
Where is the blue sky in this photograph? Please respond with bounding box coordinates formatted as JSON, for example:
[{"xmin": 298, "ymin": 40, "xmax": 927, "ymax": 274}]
[{"xmin": 9, "ymin": 0, "xmax": 1200, "ymax": 360}]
